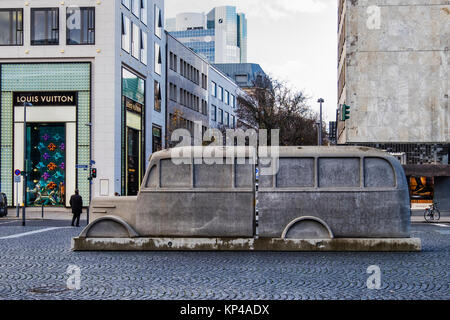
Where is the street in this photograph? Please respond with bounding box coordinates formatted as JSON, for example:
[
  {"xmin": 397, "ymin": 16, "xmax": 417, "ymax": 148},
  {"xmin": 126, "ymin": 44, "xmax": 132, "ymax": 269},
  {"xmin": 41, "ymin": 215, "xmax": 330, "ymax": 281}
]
[{"xmin": 0, "ymin": 219, "xmax": 448, "ymax": 300}]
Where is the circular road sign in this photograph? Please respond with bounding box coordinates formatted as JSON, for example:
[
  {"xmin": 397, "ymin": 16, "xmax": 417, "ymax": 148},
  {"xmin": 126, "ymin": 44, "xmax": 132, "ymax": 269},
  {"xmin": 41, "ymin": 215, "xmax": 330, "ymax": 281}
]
[{"xmin": 14, "ymin": 169, "xmax": 21, "ymax": 176}]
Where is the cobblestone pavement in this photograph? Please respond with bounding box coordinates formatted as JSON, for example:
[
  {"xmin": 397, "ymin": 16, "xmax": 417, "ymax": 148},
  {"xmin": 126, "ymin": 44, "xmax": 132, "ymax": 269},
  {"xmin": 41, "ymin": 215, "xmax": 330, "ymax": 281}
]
[{"xmin": 0, "ymin": 220, "xmax": 448, "ymax": 300}]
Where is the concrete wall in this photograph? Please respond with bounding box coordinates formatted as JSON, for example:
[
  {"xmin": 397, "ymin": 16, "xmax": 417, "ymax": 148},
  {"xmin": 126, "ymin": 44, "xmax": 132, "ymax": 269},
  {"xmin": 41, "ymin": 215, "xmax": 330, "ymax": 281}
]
[{"xmin": 338, "ymin": 0, "xmax": 449, "ymax": 144}]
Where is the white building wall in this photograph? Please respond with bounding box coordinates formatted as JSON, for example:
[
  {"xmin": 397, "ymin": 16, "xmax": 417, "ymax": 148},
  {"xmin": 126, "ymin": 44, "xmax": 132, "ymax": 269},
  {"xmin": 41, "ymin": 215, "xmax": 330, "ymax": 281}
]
[{"xmin": 0, "ymin": 0, "xmax": 166, "ymax": 204}]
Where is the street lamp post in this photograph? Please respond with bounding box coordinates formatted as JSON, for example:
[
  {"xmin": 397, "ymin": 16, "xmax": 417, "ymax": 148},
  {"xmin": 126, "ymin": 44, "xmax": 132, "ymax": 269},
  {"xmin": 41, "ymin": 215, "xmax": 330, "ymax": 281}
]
[
  {"xmin": 317, "ymin": 98, "xmax": 324, "ymax": 146},
  {"xmin": 85, "ymin": 122, "xmax": 92, "ymax": 225},
  {"xmin": 22, "ymin": 102, "xmax": 32, "ymax": 226}
]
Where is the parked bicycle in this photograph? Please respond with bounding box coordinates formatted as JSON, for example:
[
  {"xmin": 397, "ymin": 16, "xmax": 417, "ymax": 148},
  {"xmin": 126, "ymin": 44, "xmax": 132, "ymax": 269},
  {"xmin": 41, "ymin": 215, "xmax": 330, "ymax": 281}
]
[{"xmin": 424, "ymin": 202, "xmax": 441, "ymax": 223}]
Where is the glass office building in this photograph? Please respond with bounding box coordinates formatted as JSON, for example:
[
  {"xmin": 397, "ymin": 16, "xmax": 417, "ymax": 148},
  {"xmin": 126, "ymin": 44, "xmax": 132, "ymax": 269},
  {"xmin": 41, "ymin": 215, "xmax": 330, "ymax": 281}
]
[{"xmin": 167, "ymin": 6, "xmax": 247, "ymax": 64}]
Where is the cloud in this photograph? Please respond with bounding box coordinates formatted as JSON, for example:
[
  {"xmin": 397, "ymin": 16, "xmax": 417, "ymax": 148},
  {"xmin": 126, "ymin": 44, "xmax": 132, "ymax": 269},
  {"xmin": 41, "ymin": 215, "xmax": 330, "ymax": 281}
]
[
  {"xmin": 237, "ymin": 0, "xmax": 330, "ymax": 20},
  {"xmin": 165, "ymin": 0, "xmax": 332, "ymax": 21}
]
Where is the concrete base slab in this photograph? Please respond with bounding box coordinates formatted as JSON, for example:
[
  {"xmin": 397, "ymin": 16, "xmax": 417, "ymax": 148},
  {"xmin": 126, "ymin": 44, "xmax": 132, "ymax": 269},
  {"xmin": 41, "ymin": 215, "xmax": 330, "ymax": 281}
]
[{"xmin": 72, "ymin": 237, "xmax": 422, "ymax": 252}]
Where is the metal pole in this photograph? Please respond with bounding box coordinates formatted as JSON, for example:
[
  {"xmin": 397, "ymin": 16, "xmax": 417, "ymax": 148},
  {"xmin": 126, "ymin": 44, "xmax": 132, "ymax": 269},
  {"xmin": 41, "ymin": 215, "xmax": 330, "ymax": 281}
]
[
  {"xmin": 85, "ymin": 122, "xmax": 93, "ymax": 226},
  {"xmin": 16, "ymin": 180, "xmax": 19, "ymax": 218},
  {"xmin": 317, "ymin": 98, "xmax": 324, "ymax": 146},
  {"xmin": 41, "ymin": 203, "xmax": 44, "ymax": 219},
  {"xmin": 22, "ymin": 103, "xmax": 27, "ymax": 226}
]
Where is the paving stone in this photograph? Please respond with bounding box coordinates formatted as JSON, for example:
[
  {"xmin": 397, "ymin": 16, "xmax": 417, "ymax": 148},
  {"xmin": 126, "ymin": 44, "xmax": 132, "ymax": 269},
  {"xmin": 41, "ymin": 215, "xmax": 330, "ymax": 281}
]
[{"xmin": 0, "ymin": 222, "xmax": 448, "ymax": 300}]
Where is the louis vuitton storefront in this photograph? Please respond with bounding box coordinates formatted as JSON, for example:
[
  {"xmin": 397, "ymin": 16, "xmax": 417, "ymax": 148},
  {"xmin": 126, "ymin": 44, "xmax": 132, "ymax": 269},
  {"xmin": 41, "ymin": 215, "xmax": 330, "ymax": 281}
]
[{"xmin": 0, "ymin": 63, "xmax": 91, "ymax": 207}]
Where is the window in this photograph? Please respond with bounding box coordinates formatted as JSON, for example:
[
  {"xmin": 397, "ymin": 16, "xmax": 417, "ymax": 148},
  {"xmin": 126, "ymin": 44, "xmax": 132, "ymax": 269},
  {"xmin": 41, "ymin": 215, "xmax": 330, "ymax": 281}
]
[
  {"xmin": 276, "ymin": 158, "xmax": 315, "ymax": 188},
  {"xmin": 169, "ymin": 83, "xmax": 177, "ymax": 102},
  {"xmin": 140, "ymin": 0, "xmax": 148, "ymax": 25},
  {"xmin": 121, "ymin": 14, "xmax": 130, "ymax": 53},
  {"xmin": 0, "ymin": 9, "xmax": 23, "ymax": 46},
  {"xmin": 154, "ymin": 81, "xmax": 161, "ymax": 112},
  {"xmin": 145, "ymin": 165, "xmax": 158, "ymax": 188},
  {"xmin": 202, "ymin": 73, "xmax": 208, "ymax": 90},
  {"xmin": 67, "ymin": 7, "xmax": 95, "ymax": 45},
  {"xmin": 225, "ymin": 90, "xmax": 230, "ymax": 105},
  {"xmin": 160, "ymin": 160, "xmax": 191, "ymax": 188},
  {"xmin": 202, "ymin": 100, "xmax": 208, "ymax": 115},
  {"xmin": 364, "ymin": 158, "xmax": 395, "ymax": 188},
  {"xmin": 218, "ymin": 109, "xmax": 223, "ymax": 124},
  {"xmin": 131, "ymin": 23, "xmax": 140, "ymax": 59},
  {"xmin": 318, "ymin": 158, "xmax": 360, "ymax": 188},
  {"xmin": 224, "ymin": 112, "xmax": 229, "ymax": 126},
  {"xmin": 154, "ymin": 5, "xmax": 162, "ymax": 38},
  {"xmin": 31, "ymin": 8, "xmax": 59, "ymax": 45},
  {"xmin": 231, "ymin": 94, "xmax": 236, "ymax": 108},
  {"xmin": 235, "ymin": 74, "xmax": 248, "ymax": 83},
  {"xmin": 122, "ymin": 0, "xmax": 130, "ymax": 9},
  {"xmin": 152, "ymin": 125, "xmax": 162, "ymax": 153},
  {"xmin": 173, "ymin": 54, "xmax": 177, "ymax": 72},
  {"xmin": 218, "ymin": 86, "xmax": 224, "ymax": 101},
  {"xmin": 230, "ymin": 115, "xmax": 236, "ymax": 128},
  {"xmin": 131, "ymin": 0, "xmax": 140, "ymax": 18},
  {"xmin": 140, "ymin": 30, "xmax": 147, "ymax": 65},
  {"xmin": 235, "ymin": 158, "xmax": 253, "ymax": 188},
  {"xmin": 211, "ymin": 81, "xmax": 217, "ymax": 97},
  {"xmin": 194, "ymin": 163, "xmax": 232, "ymax": 188},
  {"xmin": 211, "ymin": 105, "xmax": 217, "ymax": 122},
  {"xmin": 154, "ymin": 43, "xmax": 162, "ymax": 75}
]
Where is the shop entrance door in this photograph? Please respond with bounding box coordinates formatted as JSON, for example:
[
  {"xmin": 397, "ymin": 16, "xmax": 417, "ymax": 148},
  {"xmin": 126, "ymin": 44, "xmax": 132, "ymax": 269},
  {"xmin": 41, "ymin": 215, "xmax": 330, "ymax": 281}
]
[
  {"xmin": 26, "ymin": 123, "xmax": 66, "ymax": 206},
  {"xmin": 127, "ymin": 127, "xmax": 140, "ymax": 196}
]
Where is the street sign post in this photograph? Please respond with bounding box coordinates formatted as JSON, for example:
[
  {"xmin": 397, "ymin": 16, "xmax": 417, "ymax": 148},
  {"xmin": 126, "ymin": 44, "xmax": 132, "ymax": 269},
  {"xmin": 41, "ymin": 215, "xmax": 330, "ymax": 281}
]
[{"xmin": 14, "ymin": 170, "xmax": 21, "ymax": 217}]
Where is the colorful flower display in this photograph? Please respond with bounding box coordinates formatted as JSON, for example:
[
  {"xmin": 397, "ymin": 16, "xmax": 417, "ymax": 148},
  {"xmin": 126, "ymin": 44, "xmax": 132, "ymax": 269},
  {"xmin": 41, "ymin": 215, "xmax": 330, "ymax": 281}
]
[
  {"xmin": 47, "ymin": 182, "xmax": 57, "ymax": 190},
  {"xmin": 27, "ymin": 125, "xmax": 66, "ymax": 207},
  {"xmin": 47, "ymin": 143, "xmax": 57, "ymax": 151},
  {"xmin": 47, "ymin": 162, "xmax": 57, "ymax": 171}
]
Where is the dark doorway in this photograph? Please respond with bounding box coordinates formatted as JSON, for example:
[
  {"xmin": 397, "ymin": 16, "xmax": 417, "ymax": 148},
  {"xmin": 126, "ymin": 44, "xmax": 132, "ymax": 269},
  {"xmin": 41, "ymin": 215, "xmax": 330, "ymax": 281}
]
[{"xmin": 127, "ymin": 127, "xmax": 140, "ymax": 196}]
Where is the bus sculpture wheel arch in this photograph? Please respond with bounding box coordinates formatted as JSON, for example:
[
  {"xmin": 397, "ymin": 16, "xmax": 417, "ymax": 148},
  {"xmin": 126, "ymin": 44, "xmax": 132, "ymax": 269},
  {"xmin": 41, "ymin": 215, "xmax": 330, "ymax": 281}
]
[
  {"xmin": 72, "ymin": 146, "xmax": 422, "ymax": 252},
  {"xmin": 281, "ymin": 217, "xmax": 334, "ymax": 240}
]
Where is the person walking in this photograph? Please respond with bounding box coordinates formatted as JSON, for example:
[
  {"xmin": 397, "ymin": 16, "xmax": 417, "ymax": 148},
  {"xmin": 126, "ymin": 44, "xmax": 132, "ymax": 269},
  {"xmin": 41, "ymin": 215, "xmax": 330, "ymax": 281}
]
[{"xmin": 69, "ymin": 189, "xmax": 83, "ymax": 227}]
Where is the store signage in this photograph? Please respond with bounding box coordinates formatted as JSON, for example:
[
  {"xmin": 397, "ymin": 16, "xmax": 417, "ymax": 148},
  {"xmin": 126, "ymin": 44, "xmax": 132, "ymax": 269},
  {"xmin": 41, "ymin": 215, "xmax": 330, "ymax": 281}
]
[
  {"xmin": 125, "ymin": 97, "xmax": 143, "ymax": 114},
  {"xmin": 13, "ymin": 92, "xmax": 77, "ymax": 106}
]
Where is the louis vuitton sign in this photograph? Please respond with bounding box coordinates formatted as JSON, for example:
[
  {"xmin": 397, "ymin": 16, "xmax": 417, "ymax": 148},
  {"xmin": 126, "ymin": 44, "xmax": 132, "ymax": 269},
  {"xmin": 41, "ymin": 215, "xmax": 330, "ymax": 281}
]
[{"xmin": 13, "ymin": 92, "xmax": 78, "ymax": 106}]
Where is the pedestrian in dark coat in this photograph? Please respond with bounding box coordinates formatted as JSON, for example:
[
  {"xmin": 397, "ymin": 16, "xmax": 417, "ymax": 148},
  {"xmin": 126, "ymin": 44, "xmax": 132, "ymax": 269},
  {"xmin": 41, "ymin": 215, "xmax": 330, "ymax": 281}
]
[{"xmin": 69, "ymin": 189, "xmax": 83, "ymax": 227}]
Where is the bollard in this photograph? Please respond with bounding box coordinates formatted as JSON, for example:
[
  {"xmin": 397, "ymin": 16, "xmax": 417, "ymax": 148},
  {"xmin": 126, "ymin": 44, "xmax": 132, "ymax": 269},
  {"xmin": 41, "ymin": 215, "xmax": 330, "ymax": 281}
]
[
  {"xmin": 22, "ymin": 204, "xmax": 25, "ymax": 226},
  {"xmin": 86, "ymin": 206, "xmax": 89, "ymax": 226},
  {"xmin": 41, "ymin": 204, "xmax": 44, "ymax": 219}
]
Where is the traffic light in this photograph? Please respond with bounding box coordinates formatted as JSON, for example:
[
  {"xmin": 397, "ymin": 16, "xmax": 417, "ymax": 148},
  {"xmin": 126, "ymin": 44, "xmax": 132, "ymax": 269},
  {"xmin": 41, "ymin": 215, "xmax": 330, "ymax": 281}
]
[
  {"xmin": 91, "ymin": 168, "xmax": 97, "ymax": 179},
  {"xmin": 342, "ymin": 104, "xmax": 351, "ymax": 121}
]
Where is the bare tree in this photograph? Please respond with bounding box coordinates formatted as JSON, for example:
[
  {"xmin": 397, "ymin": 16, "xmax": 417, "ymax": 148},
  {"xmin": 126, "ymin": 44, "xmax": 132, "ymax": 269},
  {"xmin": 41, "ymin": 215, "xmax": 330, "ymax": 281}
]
[{"xmin": 236, "ymin": 76, "xmax": 327, "ymax": 146}]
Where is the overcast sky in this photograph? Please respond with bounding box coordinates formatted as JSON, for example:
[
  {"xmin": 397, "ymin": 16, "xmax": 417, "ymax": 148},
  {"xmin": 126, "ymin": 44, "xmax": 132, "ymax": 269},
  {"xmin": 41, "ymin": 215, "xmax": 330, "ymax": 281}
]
[{"xmin": 165, "ymin": 0, "xmax": 338, "ymax": 123}]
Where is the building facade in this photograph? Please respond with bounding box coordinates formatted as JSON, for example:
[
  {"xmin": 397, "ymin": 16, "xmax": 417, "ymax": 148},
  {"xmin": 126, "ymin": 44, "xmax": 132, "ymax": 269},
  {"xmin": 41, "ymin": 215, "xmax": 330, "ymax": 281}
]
[
  {"xmin": 0, "ymin": 0, "xmax": 166, "ymax": 207},
  {"xmin": 166, "ymin": 33, "xmax": 209, "ymax": 146},
  {"xmin": 166, "ymin": 6, "xmax": 247, "ymax": 64},
  {"xmin": 337, "ymin": 0, "xmax": 450, "ymax": 209},
  {"xmin": 166, "ymin": 33, "xmax": 239, "ymax": 146},
  {"xmin": 214, "ymin": 63, "xmax": 267, "ymax": 90},
  {"xmin": 208, "ymin": 65, "xmax": 239, "ymax": 130}
]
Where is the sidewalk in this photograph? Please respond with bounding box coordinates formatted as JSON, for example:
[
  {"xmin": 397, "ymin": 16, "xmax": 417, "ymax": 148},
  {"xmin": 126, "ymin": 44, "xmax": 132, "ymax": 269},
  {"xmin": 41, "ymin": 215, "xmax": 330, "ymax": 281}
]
[
  {"xmin": 3, "ymin": 207, "xmax": 87, "ymax": 221},
  {"xmin": 411, "ymin": 216, "xmax": 450, "ymax": 223}
]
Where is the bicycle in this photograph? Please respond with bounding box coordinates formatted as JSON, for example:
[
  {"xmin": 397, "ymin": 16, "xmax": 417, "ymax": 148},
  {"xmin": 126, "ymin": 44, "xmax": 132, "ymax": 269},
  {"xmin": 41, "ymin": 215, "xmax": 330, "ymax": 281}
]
[{"xmin": 424, "ymin": 202, "xmax": 441, "ymax": 223}]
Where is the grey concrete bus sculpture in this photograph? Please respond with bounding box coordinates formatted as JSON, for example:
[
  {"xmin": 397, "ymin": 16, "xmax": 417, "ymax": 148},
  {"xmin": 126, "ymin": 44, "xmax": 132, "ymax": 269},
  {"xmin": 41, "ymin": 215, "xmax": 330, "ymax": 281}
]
[{"xmin": 72, "ymin": 146, "xmax": 421, "ymax": 251}]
